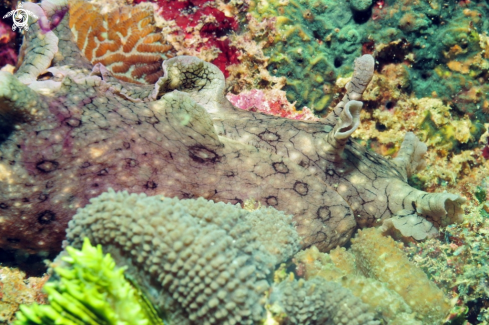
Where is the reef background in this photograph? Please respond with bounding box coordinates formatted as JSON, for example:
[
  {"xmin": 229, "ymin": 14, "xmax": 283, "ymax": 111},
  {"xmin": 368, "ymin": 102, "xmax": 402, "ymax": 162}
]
[{"xmin": 1, "ymin": 0, "xmax": 489, "ymax": 323}]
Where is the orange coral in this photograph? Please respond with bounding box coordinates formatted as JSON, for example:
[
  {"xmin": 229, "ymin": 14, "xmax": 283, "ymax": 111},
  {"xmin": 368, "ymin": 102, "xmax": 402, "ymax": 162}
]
[{"xmin": 69, "ymin": 0, "xmax": 175, "ymax": 84}]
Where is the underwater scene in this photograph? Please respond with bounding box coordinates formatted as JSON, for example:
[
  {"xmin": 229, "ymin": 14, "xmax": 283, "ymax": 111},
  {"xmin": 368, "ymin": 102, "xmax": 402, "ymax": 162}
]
[{"xmin": 0, "ymin": 0, "xmax": 489, "ymax": 323}]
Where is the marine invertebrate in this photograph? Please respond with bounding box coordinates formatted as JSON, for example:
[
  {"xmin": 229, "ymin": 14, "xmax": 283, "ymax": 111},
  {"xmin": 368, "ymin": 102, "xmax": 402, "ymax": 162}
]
[
  {"xmin": 295, "ymin": 228, "xmax": 451, "ymax": 324},
  {"xmin": 14, "ymin": 237, "xmax": 164, "ymax": 324},
  {"xmin": 0, "ymin": 0, "xmax": 465, "ymax": 255},
  {"xmin": 63, "ymin": 189, "xmax": 378, "ymax": 324},
  {"xmin": 69, "ymin": 0, "xmax": 175, "ymax": 84},
  {"xmin": 269, "ymin": 277, "xmax": 379, "ymax": 325}
]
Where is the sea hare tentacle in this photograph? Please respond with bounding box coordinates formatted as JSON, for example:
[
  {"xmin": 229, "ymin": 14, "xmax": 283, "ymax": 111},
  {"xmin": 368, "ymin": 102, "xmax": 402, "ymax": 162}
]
[
  {"xmin": 15, "ymin": 2, "xmax": 58, "ymax": 85},
  {"xmin": 392, "ymin": 131, "xmax": 428, "ymax": 177},
  {"xmin": 325, "ymin": 54, "xmax": 375, "ymax": 125},
  {"xmin": 325, "ymin": 100, "xmax": 362, "ymax": 161}
]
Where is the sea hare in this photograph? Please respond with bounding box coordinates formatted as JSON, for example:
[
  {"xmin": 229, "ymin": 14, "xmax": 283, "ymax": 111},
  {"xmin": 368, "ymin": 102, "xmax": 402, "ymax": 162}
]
[{"xmin": 0, "ymin": 0, "xmax": 465, "ymax": 254}]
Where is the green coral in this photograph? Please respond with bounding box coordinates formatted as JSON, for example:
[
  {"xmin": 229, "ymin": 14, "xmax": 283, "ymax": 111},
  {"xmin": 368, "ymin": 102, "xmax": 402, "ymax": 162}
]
[
  {"xmin": 14, "ymin": 238, "xmax": 164, "ymax": 325},
  {"xmin": 249, "ymin": 0, "xmax": 489, "ymax": 116},
  {"xmin": 350, "ymin": 0, "xmax": 372, "ymax": 12}
]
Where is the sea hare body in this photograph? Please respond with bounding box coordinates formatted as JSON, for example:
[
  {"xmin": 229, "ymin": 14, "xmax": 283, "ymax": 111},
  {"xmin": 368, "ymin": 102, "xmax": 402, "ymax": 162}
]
[{"xmin": 0, "ymin": 0, "xmax": 465, "ymax": 254}]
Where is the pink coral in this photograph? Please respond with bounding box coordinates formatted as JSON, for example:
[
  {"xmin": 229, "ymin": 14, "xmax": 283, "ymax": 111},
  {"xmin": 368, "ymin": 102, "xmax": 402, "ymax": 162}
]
[{"xmin": 227, "ymin": 89, "xmax": 319, "ymax": 121}]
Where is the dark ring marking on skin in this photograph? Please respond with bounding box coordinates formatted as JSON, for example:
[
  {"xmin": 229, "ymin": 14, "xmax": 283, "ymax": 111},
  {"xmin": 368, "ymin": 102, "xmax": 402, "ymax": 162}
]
[
  {"xmin": 293, "ymin": 181, "xmax": 309, "ymax": 196},
  {"xmin": 0, "ymin": 203, "xmax": 8, "ymax": 209},
  {"xmin": 316, "ymin": 206, "xmax": 332, "ymax": 222},
  {"xmin": 36, "ymin": 160, "xmax": 59, "ymax": 173},
  {"xmin": 145, "ymin": 181, "xmax": 157, "ymax": 189},
  {"xmin": 265, "ymin": 196, "xmax": 279, "ymax": 206},
  {"xmin": 38, "ymin": 193, "xmax": 49, "ymax": 202},
  {"xmin": 258, "ymin": 130, "xmax": 280, "ymax": 143},
  {"xmin": 37, "ymin": 210, "xmax": 56, "ymax": 225},
  {"xmin": 125, "ymin": 158, "xmax": 138, "ymax": 168},
  {"xmin": 188, "ymin": 145, "xmax": 221, "ymax": 164},
  {"xmin": 64, "ymin": 117, "xmax": 81, "ymax": 128},
  {"xmin": 272, "ymin": 162, "xmax": 289, "ymax": 174}
]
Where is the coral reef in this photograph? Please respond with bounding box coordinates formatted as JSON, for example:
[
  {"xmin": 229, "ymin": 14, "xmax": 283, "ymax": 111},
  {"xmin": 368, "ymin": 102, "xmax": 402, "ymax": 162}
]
[
  {"xmin": 64, "ymin": 189, "xmax": 379, "ymax": 325},
  {"xmin": 248, "ymin": 0, "xmax": 489, "ymax": 114},
  {"xmin": 295, "ymin": 228, "xmax": 451, "ymax": 324},
  {"xmin": 0, "ymin": 0, "xmax": 465, "ymax": 255},
  {"xmin": 133, "ymin": 0, "xmax": 241, "ymax": 77},
  {"xmin": 69, "ymin": 0, "xmax": 175, "ymax": 84},
  {"xmin": 405, "ymin": 201, "xmax": 489, "ymax": 324},
  {"xmin": 0, "ymin": 267, "xmax": 48, "ymax": 323},
  {"xmin": 269, "ymin": 277, "xmax": 379, "ymax": 325},
  {"xmin": 14, "ymin": 237, "xmax": 164, "ymax": 325},
  {"xmin": 356, "ymin": 91, "xmax": 484, "ymax": 193}
]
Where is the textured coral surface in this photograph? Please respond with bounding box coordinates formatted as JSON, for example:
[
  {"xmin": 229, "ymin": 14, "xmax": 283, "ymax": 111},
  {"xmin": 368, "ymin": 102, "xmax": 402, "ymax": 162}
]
[
  {"xmin": 64, "ymin": 189, "xmax": 379, "ymax": 325},
  {"xmin": 69, "ymin": 0, "xmax": 175, "ymax": 84},
  {"xmin": 294, "ymin": 228, "xmax": 451, "ymax": 324},
  {"xmin": 0, "ymin": 0, "xmax": 465, "ymax": 256},
  {"xmin": 134, "ymin": 0, "xmax": 240, "ymax": 77},
  {"xmin": 0, "ymin": 267, "xmax": 48, "ymax": 323},
  {"xmin": 249, "ymin": 0, "xmax": 489, "ymax": 115}
]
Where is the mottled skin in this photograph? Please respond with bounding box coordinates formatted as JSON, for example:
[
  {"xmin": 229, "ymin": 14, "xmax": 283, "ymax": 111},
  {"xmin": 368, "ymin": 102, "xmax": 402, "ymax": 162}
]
[{"xmin": 0, "ymin": 0, "xmax": 464, "ymax": 254}]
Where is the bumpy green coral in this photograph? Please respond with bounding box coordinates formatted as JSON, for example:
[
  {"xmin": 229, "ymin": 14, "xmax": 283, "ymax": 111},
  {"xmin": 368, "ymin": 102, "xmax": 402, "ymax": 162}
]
[{"xmin": 14, "ymin": 238, "xmax": 164, "ymax": 325}]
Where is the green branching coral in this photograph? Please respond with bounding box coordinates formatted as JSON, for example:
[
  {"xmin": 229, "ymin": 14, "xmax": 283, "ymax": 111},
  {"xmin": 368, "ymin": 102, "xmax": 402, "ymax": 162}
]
[{"xmin": 14, "ymin": 238, "xmax": 164, "ymax": 325}]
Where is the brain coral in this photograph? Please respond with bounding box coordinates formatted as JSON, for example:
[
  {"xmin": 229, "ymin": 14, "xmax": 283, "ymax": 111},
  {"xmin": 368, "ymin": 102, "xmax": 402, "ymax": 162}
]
[
  {"xmin": 64, "ymin": 189, "xmax": 379, "ymax": 325},
  {"xmin": 0, "ymin": 0, "xmax": 465, "ymax": 256},
  {"xmin": 69, "ymin": 0, "xmax": 175, "ymax": 84}
]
